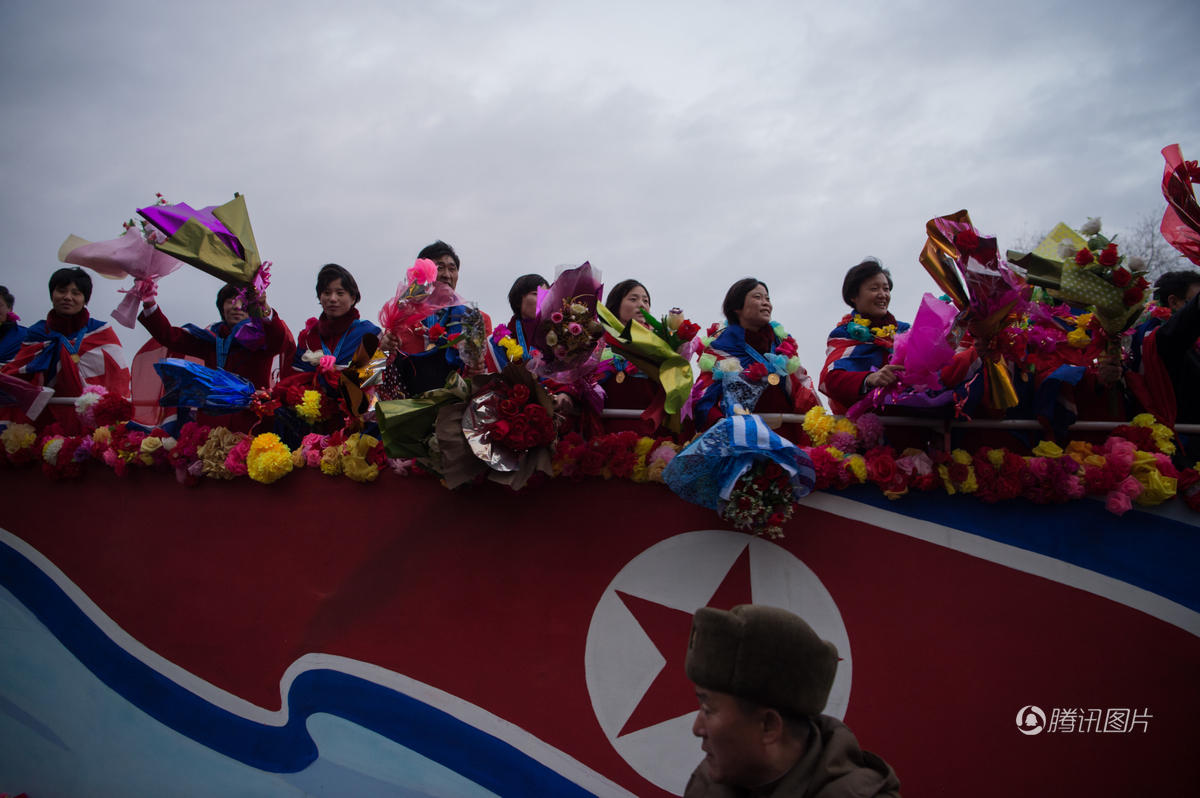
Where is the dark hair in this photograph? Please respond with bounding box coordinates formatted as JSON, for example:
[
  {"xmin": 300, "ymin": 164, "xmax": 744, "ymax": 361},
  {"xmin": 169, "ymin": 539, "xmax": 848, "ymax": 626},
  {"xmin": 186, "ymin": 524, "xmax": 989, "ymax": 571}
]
[
  {"xmin": 604, "ymin": 279, "xmax": 651, "ymax": 320},
  {"xmin": 417, "ymin": 240, "xmax": 460, "ymax": 268},
  {"xmin": 1153, "ymin": 269, "xmax": 1200, "ymax": 306},
  {"xmin": 49, "ymin": 267, "xmax": 92, "ymax": 303},
  {"xmin": 841, "ymin": 260, "xmax": 893, "ymax": 308},
  {"xmin": 722, "ymin": 278, "xmax": 768, "ymax": 326},
  {"xmin": 0, "ymin": 285, "xmax": 13, "ymax": 308},
  {"xmin": 216, "ymin": 283, "xmax": 241, "ymax": 314},
  {"xmin": 507, "ymin": 274, "xmax": 549, "ymax": 316},
  {"xmin": 316, "ymin": 263, "xmax": 361, "ymax": 305}
]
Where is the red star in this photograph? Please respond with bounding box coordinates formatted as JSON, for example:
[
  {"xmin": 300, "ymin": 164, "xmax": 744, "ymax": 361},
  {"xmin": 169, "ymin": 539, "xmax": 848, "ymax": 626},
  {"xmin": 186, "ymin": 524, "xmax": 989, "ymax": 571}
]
[{"xmin": 614, "ymin": 544, "xmax": 754, "ymax": 737}]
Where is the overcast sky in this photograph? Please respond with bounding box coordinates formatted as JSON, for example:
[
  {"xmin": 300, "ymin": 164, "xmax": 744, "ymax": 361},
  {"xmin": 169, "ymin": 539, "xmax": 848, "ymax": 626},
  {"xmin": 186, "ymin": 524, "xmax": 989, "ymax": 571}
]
[{"xmin": 2, "ymin": 0, "xmax": 1197, "ymax": 374}]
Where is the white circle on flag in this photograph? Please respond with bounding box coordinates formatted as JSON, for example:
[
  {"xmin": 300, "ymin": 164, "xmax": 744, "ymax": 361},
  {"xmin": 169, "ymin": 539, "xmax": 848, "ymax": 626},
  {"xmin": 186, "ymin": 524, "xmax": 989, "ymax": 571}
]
[{"xmin": 584, "ymin": 530, "xmax": 851, "ymax": 795}]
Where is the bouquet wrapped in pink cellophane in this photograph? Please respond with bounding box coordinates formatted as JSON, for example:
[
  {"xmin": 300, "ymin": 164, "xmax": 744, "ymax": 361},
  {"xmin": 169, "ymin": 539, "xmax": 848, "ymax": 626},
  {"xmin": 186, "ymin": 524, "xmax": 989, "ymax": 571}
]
[
  {"xmin": 378, "ymin": 258, "xmax": 462, "ymax": 353},
  {"xmin": 58, "ymin": 198, "xmax": 186, "ymax": 328}
]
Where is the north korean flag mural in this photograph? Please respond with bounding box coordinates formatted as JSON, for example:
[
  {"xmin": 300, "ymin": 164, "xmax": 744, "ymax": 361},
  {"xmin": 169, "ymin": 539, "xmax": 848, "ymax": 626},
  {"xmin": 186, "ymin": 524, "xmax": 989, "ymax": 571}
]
[{"xmin": 1, "ymin": 467, "xmax": 1198, "ymax": 796}]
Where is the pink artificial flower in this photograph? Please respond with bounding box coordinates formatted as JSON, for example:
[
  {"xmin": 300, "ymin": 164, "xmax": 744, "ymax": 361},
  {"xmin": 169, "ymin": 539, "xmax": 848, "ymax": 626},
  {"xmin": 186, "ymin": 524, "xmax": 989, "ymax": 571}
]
[
  {"xmin": 829, "ymin": 431, "xmax": 856, "ymax": 452},
  {"xmin": 568, "ymin": 322, "xmax": 583, "ymax": 335},
  {"xmin": 856, "ymin": 414, "xmax": 884, "ymax": 448},
  {"xmin": 407, "ymin": 258, "xmax": 438, "ymax": 285},
  {"xmin": 1105, "ymin": 489, "xmax": 1132, "ymax": 516},
  {"xmin": 1118, "ymin": 475, "xmax": 1144, "ymax": 499},
  {"xmin": 551, "ymin": 311, "xmax": 564, "ymax": 324}
]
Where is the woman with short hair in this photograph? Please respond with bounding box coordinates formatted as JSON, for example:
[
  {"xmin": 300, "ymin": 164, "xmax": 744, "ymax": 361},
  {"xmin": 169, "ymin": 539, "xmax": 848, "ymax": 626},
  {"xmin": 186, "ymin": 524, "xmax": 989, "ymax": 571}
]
[
  {"xmin": 4, "ymin": 267, "xmax": 130, "ymax": 400},
  {"xmin": 691, "ymin": 277, "xmax": 821, "ymax": 428}
]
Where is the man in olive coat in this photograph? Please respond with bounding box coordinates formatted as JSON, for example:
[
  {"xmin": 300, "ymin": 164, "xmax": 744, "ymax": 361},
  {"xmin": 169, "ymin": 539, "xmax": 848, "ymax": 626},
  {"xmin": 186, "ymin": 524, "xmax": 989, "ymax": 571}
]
[{"xmin": 684, "ymin": 604, "xmax": 901, "ymax": 797}]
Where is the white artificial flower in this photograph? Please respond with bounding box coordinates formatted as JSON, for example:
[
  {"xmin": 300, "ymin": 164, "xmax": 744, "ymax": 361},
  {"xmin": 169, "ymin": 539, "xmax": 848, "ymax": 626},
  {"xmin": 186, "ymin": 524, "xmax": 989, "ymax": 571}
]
[
  {"xmin": 1080, "ymin": 217, "xmax": 1102, "ymax": 235},
  {"xmin": 1126, "ymin": 256, "xmax": 1147, "ymax": 271},
  {"xmin": 1058, "ymin": 241, "xmax": 1079, "ymax": 259},
  {"xmin": 718, "ymin": 357, "xmax": 742, "ymax": 373}
]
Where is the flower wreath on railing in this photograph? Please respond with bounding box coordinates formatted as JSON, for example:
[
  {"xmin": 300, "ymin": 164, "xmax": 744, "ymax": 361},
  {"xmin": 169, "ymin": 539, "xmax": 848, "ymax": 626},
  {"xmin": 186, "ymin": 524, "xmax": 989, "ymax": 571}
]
[{"xmin": 2, "ymin": 387, "xmax": 1196, "ymax": 522}]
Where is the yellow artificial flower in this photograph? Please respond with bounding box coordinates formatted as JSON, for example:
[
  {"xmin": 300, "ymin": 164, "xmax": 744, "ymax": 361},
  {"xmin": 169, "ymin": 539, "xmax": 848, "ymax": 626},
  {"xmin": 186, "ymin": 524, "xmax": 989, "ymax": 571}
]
[
  {"xmin": 1130, "ymin": 413, "xmax": 1155, "ymax": 428},
  {"xmin": 845, "ymin": 454, "xmax": 868, "ymax": 483},
  {"xmin": 296, "ymin": 390, "xmax": 324, "ymax": 423},
  {"xmin": 833, "ymin": 417, "xmax": 857, "ymax": 437},
  {"xmin": 937, "ymin": 464, "xmax": 956, "ymax": 495},
  {"xmin": 1066, "ymin": 327, "xmax": 1091, "ymax": 348},
  {"xmin": 2, "ymin": 423, "xmax": 37, "ymax": 454},
  {"xmin": 1150, "ymin": 423, "xmax": 1176, "ymax": 455},
  {"xmin": 319, "ymin": 446, "xmax": 343, "ymax": 476},
  {"xmin": 631, "ymin": 437, "xmax": 656, "ymax": 482},
  {"xmin": 803, "ymin": 406, "xmax": 834, "ymax": 446},
  {"xmin": 960, "ymin": 470, "xmax": 979, "ymax": 494},
  {"xmin": 246, "ymin": 433, "xmax": 294, "ymax": 484},
  {"xmin": 987, "ymin": 449, "xmax": 1006, "ymax": 467},
  {"xmin": 1130, "ymin": 451, "xmax": 1176, "ymax": 505},
  {"xmin": 1031, "ymin": 441, "xmax": 1064, "ymax": 459},
  {"xmin": 951, "ymin": 449, "xmax": 972, "ymax": 466}
]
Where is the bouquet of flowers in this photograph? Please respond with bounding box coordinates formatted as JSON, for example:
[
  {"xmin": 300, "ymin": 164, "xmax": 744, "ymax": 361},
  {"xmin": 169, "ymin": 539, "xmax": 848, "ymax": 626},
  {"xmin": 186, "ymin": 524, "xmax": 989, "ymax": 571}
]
[
  {"xmin": 597, "ymin": 303, "xmax": 701, "ymax": 420},
  {"xmin": 664, "ymin": 412, "xmax": 815, "ymax": 537},
  {"xmin": 137, "ymin": 193, "xmax": 273, "ymax": 320},
  {"xmin": 378, "ymin": 258, "xmax": 463, "ymax": 352},
  {"xmin": 58, "ymin": 193, "xmax": 186, "ymax": 328},
  {"xmin": 532, "ymin": 263, "xmax": 604, "ymax": 379},
  {"xmin": 474, "ymin": 379, "xmax": 556, "ymax": 452},
  {"xmin": 1008, "ymin": 218, "xmax": 1149, "ymax": 337},
  {"xmin": 921, "ymin": 210, "xmax": 1028, "ymax": 410},
  {"xmin": 720, "ymin": 460, "xmax": 797, "ymax": 538}
]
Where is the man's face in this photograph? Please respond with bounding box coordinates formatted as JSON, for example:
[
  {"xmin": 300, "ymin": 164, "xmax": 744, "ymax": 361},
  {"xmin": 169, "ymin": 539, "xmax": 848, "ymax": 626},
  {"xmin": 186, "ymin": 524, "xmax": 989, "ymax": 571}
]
[
  {"xmin": 221, "ymin": 297, "xmax": 248, "ymax": 325},
  {"xmin": 435, "ymin": 254, "xmax": 459, "ymax": 291},
  {"xmin": 1168, "ymin": 282, "xmax": 1200, "ymax": 313},
  {"xmin": 692, "ymin": 685, "xmax": 770, "ymax": 786}
]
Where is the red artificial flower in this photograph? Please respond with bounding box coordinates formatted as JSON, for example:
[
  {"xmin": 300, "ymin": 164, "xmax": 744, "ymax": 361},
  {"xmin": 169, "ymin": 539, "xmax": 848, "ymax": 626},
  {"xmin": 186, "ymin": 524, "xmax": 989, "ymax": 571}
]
[
  {"xmin": 1097, "ymin": 243, "xmax": 1119, "ymax": 267},
  {"xmin": 745, "ymin": 362, "xmax": 769, "ymax": 382},
  {"xmin": 706, "ymin": 322, "xmax": 721, "ymax": 337},
  {"xmin": 427, "ymin": 323, "xmax": 446, "ymax": 340},
  {"xmin": 677, "ymin": 320, "xmax": 701, "ymax": 341},
  {"xmin": 1122, "ymin": 285, "xmax": 1145, "ymax": 307},
  {"xmin": 775, "ymin": 337, "xmax": 798, "ymax": 358},
  {"xmin": 92, "ymin": 394, "xmax": 134, "ymax": 427},
  {"xmin": 866, "ymin": 453, "xmax": 898, "ymax": 486},
  {"xmin": 510, "ymin": 383, "xmax": 531, "ymax": 403},
  {"xmin": 764, "ymin": 462, "xmax": 783, "ymax": 480},
  {"xmin": 768, "ymin": 512, "xmax": 786, "ymax": 526},
  {"xmin": 1074, "ymin": 248, "xmax": 1094, "ymax": 265},
  {"xmin": 954, "ymin": 229, "xmax": 980, "ymax": 253},
  {"xmin": 498, "ymin": 398, "xmax": 520, "ymax": 418},
  {"xmin": 1111, "ymin": 266, "xmax": 1132, "ymax": 287}
]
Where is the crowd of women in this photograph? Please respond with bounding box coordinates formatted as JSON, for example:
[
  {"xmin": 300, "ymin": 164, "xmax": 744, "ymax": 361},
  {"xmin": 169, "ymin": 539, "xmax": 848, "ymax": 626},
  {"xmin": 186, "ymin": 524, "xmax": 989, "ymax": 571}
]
[{"xmin": 2, "ymin": 236, "xmax": 1199, "ymax": 460}]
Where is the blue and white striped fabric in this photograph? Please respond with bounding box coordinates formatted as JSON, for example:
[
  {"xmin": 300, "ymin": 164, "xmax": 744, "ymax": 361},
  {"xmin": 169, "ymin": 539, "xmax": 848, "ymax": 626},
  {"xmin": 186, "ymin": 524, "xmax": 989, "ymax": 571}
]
[{"xmin": 663, "ymin": 412, "xmax": 816, "ymax": 511}]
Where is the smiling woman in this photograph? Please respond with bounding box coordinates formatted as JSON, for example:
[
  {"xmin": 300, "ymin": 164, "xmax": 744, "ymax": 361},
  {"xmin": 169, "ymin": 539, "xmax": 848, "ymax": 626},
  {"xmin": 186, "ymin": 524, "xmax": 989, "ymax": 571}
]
[
  {"xmin": 3, "ymin": 267, "xmax": 131, "ymax": 423},
  {"xmin": 291, "ymin": 263, "xmax": 380, "ymax": 373},
  {"xmin": 690, "ymin": 277, "xmax": 822, "ymax": 429},
  {"xmin": 818, "ymin": 259, "xmax": 911, "ymax": 415}
]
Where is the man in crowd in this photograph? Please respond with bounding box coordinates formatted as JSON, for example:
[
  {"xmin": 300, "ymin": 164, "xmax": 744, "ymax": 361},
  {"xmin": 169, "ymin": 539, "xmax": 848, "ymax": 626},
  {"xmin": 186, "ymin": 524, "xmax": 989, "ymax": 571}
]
[
  {"xmin": 381, "ymin": 240, "xmax": 490, "ymax": 396},
  {"xmin": 685, "ymin": 604, "xmax": 900, "ymax": 797},
  {"xmin": 1129, "ymin": 269, "xmax": 1200, "ymax": 426}
]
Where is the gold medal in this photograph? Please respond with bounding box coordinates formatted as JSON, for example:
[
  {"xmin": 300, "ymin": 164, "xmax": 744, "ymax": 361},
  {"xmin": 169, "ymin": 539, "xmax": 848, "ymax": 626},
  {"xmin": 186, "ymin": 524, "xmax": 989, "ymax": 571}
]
[
  {"xmin": 615, "ymin": 371, "xmax": 626, "ymax": 384},
  {"xmin": 71, "ymin": 353, "xmax": 81, "ymax": 363},
  {"xmin": 767, "ymin": 373, "xmax": 780, "ymax": 386}
]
